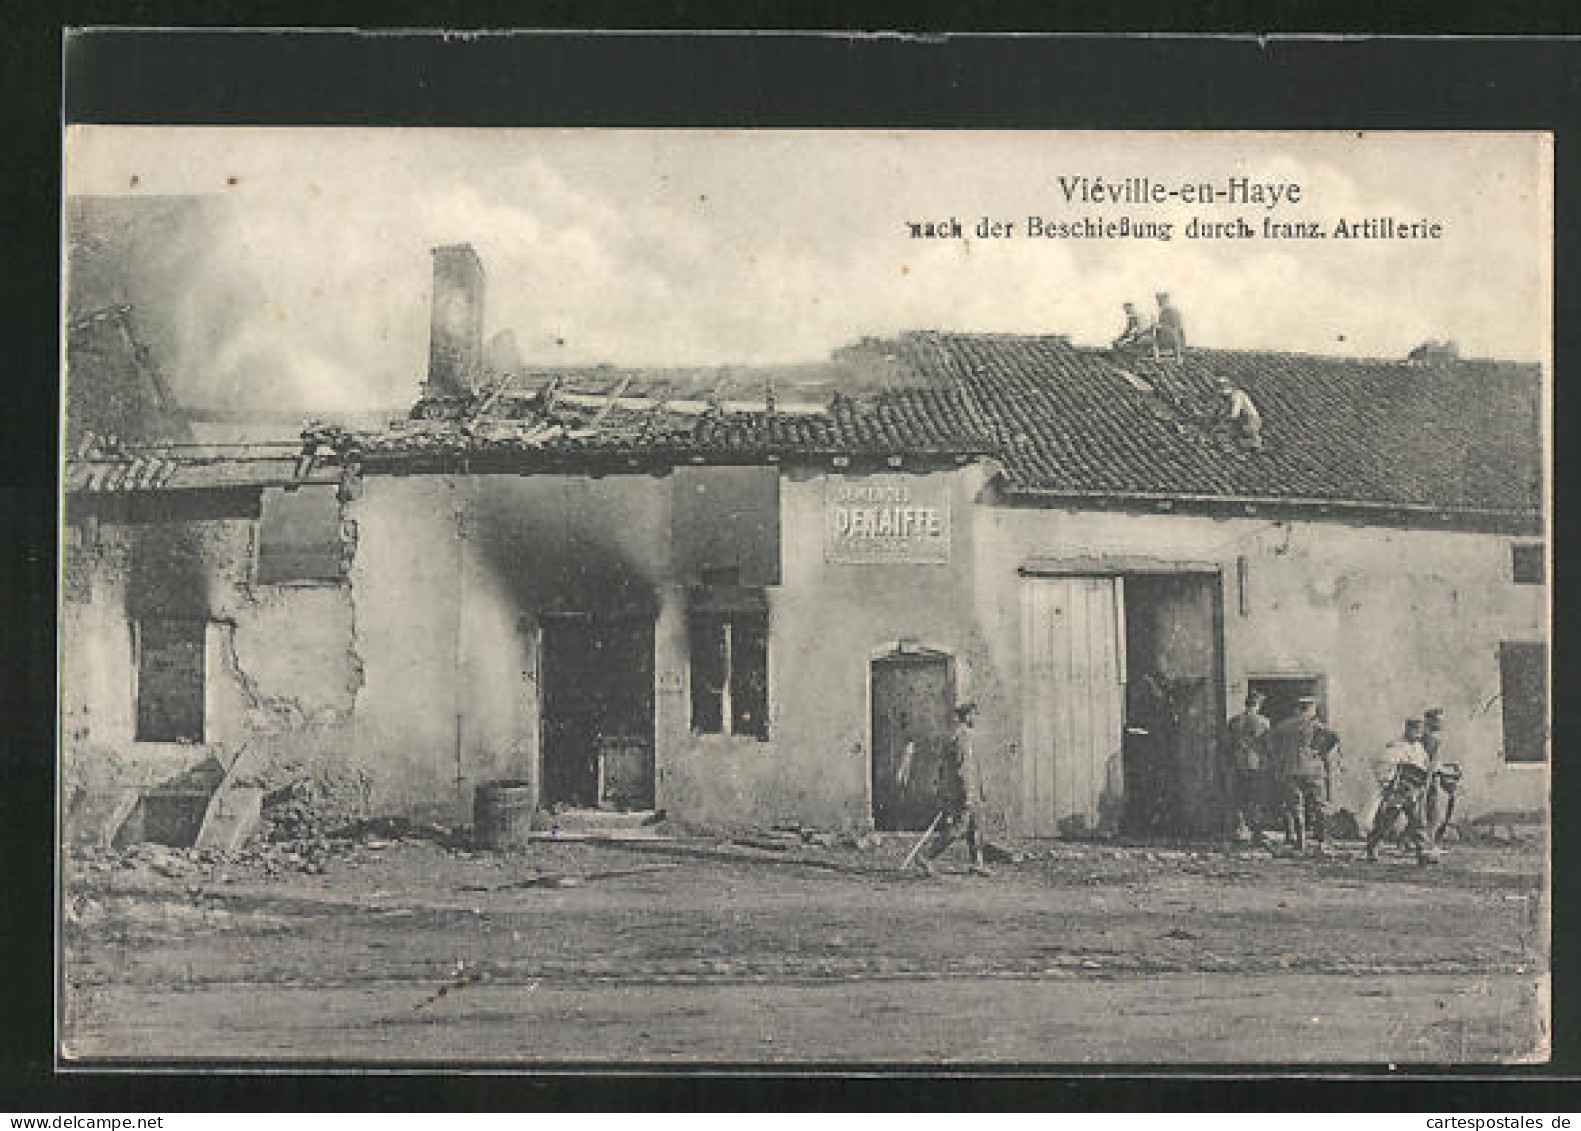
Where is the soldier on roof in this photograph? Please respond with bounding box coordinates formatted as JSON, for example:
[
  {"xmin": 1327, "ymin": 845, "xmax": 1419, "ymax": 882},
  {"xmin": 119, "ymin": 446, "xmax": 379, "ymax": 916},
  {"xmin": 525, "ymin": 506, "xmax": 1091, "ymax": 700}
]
[
  {"xmin": 1215, "ymin": 375, "xmax": 1264, "ymax": 451},
  {"xmin": 1153, "ymin": 293, "xmax": 1186, "ymax": 361},
  {"xmin": 1112, "ymin": 302, "xmax": 1151, "ymax": 352}
]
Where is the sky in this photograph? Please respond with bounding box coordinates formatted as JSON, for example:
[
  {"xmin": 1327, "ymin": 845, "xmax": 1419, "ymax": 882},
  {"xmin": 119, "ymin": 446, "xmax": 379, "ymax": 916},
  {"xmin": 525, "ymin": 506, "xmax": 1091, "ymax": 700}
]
[{"xmin": 64, "ymin": 128, "xmax": 1551, "ymax": 413}]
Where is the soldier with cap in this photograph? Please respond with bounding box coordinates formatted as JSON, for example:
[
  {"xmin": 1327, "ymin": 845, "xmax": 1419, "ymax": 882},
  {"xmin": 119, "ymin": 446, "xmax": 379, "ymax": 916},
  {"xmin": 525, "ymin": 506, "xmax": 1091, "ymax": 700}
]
[
  {"xmin": 1421, "ymin": 707, "xmax": 1458, "ymax": 850},
  {"xmin": 1215, "ymin": 375, "xmax": 1264, "ymax": 451},
  {"xmin": 1154, "ymin": 293, "xmax": 1186, "ymax": 360},
  {"xmin": 1365, "ymin": 717, "xmax": 1432, "ymax": 863},
  {"xmin": 1113, "ymin": 302, "xmax": 1150, "ymax": 351},
  {"xmin": 1224, "ymin": 688, "xmax": 1271, "ymax": 844},
  {"xmin": 1266, "ymin": 695, "xmax": 1332, "ymax": 852},
  {"xmin": 912, "ymin": 700, "xmax": 992, "ymax": 877}
]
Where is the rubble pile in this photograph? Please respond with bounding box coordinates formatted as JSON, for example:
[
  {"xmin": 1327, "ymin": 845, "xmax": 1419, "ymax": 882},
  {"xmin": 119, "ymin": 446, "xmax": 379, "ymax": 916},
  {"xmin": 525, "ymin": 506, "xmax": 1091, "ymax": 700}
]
[{"xmin": 238, "ymin": 759, "xmax": 372, "ymax": 843}]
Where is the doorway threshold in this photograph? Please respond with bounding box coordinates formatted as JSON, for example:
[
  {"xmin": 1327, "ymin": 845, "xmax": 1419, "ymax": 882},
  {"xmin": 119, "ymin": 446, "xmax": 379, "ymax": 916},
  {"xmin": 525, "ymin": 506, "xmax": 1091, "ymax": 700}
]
[{"xmin": 534, "ymin": 808, "xmax": 664, "ymax": 840}]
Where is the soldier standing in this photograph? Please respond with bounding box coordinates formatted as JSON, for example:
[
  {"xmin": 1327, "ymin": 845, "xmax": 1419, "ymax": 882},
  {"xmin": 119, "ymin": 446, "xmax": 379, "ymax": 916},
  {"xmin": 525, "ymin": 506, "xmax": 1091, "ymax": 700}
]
[
  {"xmin": 1421, "ymin": 707, "xmax": 1454, "ymax": 852},
  {"xmin": 1267, "ymin": 695, "xmax": 1330, "ymax": 852},
  {"xmin": 914, "ymin": 701, "xmax": 992, "ymax": 877},
  {"xmin": 1224, "ymin": 689, "xmax": 1271, "ymax": 844},
  {"xmin": 1154, "ymin": 293, "xmax": 1186, "ymax": 360},
  {"xmin": 1365, "ymin": 718, "xmax": 1431, "ymax": 863}
]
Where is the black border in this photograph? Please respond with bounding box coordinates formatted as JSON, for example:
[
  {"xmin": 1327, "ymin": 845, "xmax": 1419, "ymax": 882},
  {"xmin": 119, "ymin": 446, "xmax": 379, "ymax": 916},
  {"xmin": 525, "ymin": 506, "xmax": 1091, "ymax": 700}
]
[{"xmin": 8, "ymin": 22, "xmax": 1580, "ymax": 1110}]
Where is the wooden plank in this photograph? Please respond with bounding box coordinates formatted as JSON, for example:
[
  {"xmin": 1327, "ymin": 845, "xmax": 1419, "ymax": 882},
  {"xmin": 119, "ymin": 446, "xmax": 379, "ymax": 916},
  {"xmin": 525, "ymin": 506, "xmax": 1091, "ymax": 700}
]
[{"xmin": 585, "ymin": 375, "xmax": 634, "ymax": 429}]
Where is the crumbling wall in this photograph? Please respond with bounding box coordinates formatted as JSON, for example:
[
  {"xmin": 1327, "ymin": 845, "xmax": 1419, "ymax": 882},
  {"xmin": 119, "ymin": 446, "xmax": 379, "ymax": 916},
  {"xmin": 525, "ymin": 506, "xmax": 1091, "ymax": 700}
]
[{"xmin": 60, "ymin": 493, "xmax": 366, "ymax": 844}]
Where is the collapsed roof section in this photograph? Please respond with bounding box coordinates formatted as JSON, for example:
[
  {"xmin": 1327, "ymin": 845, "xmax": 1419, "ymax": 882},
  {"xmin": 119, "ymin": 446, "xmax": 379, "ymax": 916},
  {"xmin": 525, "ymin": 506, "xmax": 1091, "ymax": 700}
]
[
  {"xmin": 64, "ymin": 437, "xmax": 341, "ymax": 495},
  {"xmin": 307, "ymin": 360, "xmax": 998, "ymax": 470}
]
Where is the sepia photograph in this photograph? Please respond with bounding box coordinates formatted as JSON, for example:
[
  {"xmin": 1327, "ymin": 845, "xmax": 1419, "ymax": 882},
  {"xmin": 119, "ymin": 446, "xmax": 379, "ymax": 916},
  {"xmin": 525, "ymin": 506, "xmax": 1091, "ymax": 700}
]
[{"xmin": 57, "ymin": 126, "xmax": 1550, "ymax": 1066}]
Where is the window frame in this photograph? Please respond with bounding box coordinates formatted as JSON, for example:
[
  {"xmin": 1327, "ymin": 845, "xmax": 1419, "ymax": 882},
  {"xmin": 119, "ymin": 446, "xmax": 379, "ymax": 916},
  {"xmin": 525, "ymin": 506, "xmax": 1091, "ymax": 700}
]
[
  {"xmin": 254, "ymin": 484, "xmax": 348, "ymax": 587},
  {"xmin": 1498, "ymin": 640, "xmax": 1548, "ymax": 766},
  {"xmin": 688, "ymin": 604, "xmax": 770, "ymax": 741},
  {"xmin": 1511, "ymin": 542, "xmax": 1545, "ymax": 586},
  {"xmin": 133, "ymin": 616, "xmax": 209, "ymax": 745}
]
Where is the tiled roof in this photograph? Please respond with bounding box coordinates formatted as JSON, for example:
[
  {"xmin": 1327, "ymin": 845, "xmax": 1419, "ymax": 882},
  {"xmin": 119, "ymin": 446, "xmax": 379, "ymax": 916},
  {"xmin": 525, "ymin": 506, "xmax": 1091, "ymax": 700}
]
[
  {"xmin": 884, "ymin": 333, "xmax": 1543, "ymax": 519},
  {"xmin": 64, "ymin": 334, "xmax": 1543, "ymax": 526}
]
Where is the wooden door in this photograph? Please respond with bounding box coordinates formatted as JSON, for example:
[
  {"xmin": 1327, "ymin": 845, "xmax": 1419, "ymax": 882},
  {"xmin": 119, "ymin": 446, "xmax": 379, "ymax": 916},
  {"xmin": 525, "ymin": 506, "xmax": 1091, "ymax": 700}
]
[
  {"xmin": 1022, "ymin": 577, "xmax": 1126, "ymax": 837},
  {"xmin": 871, "ymin": 654, "xmax": 954, "ymax": 831},
  {"xmin": 1133, "ymin": 574, "xmax": 1223, "ymax": 835}
]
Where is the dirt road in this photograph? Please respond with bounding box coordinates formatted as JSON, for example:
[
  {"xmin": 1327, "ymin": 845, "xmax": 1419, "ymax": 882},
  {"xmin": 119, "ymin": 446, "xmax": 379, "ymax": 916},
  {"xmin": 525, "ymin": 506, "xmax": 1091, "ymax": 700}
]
[{"xmin": 60, "ymin": 835, "xmax": 1548, "ymax": 1065}]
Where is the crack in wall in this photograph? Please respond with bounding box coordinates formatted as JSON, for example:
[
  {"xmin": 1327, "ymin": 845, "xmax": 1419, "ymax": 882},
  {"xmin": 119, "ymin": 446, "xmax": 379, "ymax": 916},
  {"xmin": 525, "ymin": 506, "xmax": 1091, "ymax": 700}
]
[
  {"xmin": 217, "ymin": 619, "xmax": 311, "ymax": 732},
  {"xmin": 341, "ymin": 516, "xmax": 367, "ymax": 703}
]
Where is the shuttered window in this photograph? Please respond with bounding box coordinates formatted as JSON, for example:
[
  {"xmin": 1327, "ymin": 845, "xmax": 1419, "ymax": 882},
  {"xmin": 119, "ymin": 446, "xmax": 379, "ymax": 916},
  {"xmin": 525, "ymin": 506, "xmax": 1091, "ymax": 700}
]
[
  {"xmin": 1500, "ymin": 641, "xmax": 1548, "ymax": 763},
  {"xmin": 1511, "ymin": 543, "xmax": 1544, "ymax": 585}
]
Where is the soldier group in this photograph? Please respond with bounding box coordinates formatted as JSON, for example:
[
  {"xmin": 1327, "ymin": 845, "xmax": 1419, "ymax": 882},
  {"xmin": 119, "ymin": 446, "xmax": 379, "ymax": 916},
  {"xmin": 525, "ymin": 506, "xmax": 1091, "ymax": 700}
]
[
  {"xmin": 1225, "ymin": 690, "xmax": 1456, "ymax": 863},
  {"xmin": 1112, "ymin": 293, "xmax": 1187, "ymax": 361},
  {"xmin": 902, "ymin": 688, "xmax": 1460, "ymax": 876}
]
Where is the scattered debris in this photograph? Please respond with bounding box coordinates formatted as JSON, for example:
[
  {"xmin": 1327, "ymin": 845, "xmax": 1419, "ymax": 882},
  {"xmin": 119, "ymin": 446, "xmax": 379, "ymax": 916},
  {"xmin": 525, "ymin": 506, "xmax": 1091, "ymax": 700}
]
[
  {"xmin": 458, "ymin": 864, "xmax": 680, "ymax": 893},
  {"xmin": 982, "ymin": 841, "xmax": 1028, "ymax": 865},
  {"xmin": 194, "ymin": 787, "xmax": 265, "ymax": 854},
  {"xmin": 413, "ymin": 962, "xmax": 483, "ymax": 1012},
  {"xmin": 1115, "ymin": 368, "xmax": 1155, "ymax": 394},
  {"xmin": 732, "ymin": 831, "xmax": 803, "ymax": 852}
]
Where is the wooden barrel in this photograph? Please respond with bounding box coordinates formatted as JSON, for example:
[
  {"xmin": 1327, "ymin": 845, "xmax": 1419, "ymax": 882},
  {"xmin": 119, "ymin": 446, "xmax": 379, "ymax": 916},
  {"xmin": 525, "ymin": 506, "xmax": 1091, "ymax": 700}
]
[{"xmin": 473, "ymin": 780, "xmax": 534, "ymax": 849}]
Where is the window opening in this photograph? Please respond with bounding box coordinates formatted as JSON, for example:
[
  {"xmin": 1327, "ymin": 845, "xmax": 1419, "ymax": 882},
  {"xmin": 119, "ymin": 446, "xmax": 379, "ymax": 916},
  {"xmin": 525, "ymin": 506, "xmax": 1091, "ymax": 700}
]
[
  {"xmin": 136, "ymin": 618, "xmax": 206, "ymax": 743},
  {"xmin": 1511, "ymin": 543, "xmax": 1544, "ymax": 585},
  {"xmin": 690, "ymin": 608, "xmax": 769, "ymax": 739},
  {"xmin": 1500, "ymin": 641, "xmax": 1548, "ymax": 763}
]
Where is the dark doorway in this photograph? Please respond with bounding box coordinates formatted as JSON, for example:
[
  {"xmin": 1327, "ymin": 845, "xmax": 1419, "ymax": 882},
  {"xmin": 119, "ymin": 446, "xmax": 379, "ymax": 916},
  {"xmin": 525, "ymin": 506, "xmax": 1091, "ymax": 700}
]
[
  {"xmin": 1248, "ymin": 675, "xmax": 1324, "ymax": 727},
  {"xmin": 871, "ymin": 651, "xmax": 954, "ymax": 831},
  {"xmin": 541, "ymin": 615, "xmax": 656, "ymax": 810},
  {"xmin": 1121, "ymin": 573, "xmax": 1224, "ymax": 838}
]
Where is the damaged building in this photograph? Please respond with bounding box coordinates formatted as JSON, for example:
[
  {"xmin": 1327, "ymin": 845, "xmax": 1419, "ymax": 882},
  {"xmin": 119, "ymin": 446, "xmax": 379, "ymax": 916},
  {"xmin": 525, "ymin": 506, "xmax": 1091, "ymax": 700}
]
[{"xmin": 60, "ymin": 243, "xmax": 1548, "ymax": 844}]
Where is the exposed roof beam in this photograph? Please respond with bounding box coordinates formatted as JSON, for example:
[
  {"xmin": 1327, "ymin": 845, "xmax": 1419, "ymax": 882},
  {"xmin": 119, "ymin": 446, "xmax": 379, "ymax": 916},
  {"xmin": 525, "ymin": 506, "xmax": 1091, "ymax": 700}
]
[{"xmin": 585, "ymin": 375, "xmax": 634, "ymax": 429}]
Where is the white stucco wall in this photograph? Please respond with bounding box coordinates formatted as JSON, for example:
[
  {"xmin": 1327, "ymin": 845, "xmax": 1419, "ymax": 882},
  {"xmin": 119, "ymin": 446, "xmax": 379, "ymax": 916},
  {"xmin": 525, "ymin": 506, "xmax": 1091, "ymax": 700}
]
[
  {"xmin": 62, "ymin": 471, "xmax": 1546, "ymax": 838},
  {"xmin": 975, "ymin": 504, "xmax": 1548, "ymax": 828}
]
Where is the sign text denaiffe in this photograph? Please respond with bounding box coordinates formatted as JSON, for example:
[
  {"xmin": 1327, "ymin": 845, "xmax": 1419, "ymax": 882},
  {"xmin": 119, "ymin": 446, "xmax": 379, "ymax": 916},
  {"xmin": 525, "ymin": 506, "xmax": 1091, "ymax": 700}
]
[{"xmin": 824, "ymin": 475, "xmax": 951, "ymax": 564}]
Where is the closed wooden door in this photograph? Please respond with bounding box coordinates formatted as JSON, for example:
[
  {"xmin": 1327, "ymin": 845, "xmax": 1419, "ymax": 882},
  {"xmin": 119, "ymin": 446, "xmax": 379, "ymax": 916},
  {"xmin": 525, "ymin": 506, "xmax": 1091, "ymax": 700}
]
[
  {"xmin": 871, "ymin": 654, "xmax": 954, "ymax": 831},
  {"xmin": 1023, "ymin": 577, "xmax": 1125, "ymax": 837}
]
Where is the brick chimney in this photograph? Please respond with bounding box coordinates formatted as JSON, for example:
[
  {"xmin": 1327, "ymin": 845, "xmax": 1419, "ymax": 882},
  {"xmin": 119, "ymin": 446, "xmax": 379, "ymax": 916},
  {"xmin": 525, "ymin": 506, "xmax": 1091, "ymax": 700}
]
[{"xmin": 424, "ymin": 243, "xmax": 485, "ymax": 398}]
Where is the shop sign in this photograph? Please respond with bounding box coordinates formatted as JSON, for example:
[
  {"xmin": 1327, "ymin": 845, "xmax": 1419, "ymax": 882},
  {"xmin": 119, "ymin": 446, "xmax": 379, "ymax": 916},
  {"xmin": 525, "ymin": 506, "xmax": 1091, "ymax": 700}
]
[{"xmin": 825, "ymin": 475, "xmax": 951, "ymax": 564}]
